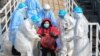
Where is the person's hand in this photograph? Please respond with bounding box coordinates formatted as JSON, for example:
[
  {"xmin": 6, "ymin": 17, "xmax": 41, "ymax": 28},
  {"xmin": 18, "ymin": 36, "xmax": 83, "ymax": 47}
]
[
  {"xmin": 50, "ymin": 32, "xmax": 58, "ymax": 39},
  {"xmin": 45, "ymin": 33, "xmax": 49, "ymax": 36},
  {"xmin": 50, "ymin": 32, "xmax": 56, "ymax": 36},
  {"xmin": 55, "ymin": 48, "xmax": 60, "ymax": 52},
  {"xmin": 38, "ymin": 34, "xmax": 45, "ymax": 38},
  {"xmin": 41, "ymin": 34, "xmax": 45, "ymax": 36}
]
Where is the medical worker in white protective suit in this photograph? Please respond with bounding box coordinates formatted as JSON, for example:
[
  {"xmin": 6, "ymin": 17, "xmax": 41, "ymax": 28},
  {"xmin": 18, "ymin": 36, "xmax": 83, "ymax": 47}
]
[
  {"xmin": 58, "ymin": 10, "xmax": 75, "ymax": 56},
  {"xmin": 73, "ymin": 6, "xmax": 90, "ymax": 56},
  {"xmin": 9, "ymin": 2, "xmax": 27, "ymax": 55},
  {"xmin": 15, "ymin": 15, "xmax": 41, "ymax": 56},
  {"xmin": 38, "ymin": 4, "xmax": 58, "ymax": 27},
  {"xmin": 25, "ymin": 0, "xmax": 42, "ymax": 19}
]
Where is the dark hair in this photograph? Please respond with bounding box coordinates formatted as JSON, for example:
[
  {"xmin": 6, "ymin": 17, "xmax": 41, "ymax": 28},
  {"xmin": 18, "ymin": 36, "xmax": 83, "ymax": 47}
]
[{"xmin": 41, "ymin": 18, "xmax": 52, "ymax": 28}]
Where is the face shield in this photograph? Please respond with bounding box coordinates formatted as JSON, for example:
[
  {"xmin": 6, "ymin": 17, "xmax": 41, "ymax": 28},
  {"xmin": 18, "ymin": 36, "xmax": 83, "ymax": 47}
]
[
  {"xmin": 44, "ymin": 9, "xmax": 50, "ymax": 13},
  {"xmin": 73, "ymin": 12, "xmax": 80, "ymax": 20},
  {"xmin": 20, "ymin": 8, "xmax": 27, "ymax": 18}
]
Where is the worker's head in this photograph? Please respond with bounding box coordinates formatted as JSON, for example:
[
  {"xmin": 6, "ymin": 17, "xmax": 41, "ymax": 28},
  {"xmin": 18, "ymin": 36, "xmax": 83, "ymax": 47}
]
[
  {"xmin": 31, "ymin": 15, "xmax": 41, "ymax": 23},
  {"xmin": 73, "ymin": 6, "xmax": 83, "ymax": 19},
  {"xmin": 18, "ymin": 2, "xmax": 27, "ymax": 9},
  {"xmin": 18, "ymin": 2, "xmax": 27, "ymax": 13},
  {"xmin": 43, "ymin": 4, "xmax": 51, "ymax": 12},
  {"xmin": 58, "ymin": 9, "xmax": 67, "ymax": 19},
  {"xmin": 41, "ymin": 19, "xmax": 52, "ymax": 28},
  {"xmin": 17, "ymin": 2, "xmax": 27, "ymax": 18},
  {"xmin": 73, "ymin": 6, "xmax": 83, "ymax": 13}
]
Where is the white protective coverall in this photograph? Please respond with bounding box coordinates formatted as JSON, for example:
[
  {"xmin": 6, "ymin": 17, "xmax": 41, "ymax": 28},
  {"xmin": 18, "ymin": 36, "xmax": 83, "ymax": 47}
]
[
  {"xmin": 58, "ymin": 14, "xmax": 75, "ymax": 56},
  {"xmin": 15, "ymin": 19, "xmax": 40, "ymax": 56},
  {"xmin": 73, "ymin": 12, "xmax": 90, "ymax": 56}
]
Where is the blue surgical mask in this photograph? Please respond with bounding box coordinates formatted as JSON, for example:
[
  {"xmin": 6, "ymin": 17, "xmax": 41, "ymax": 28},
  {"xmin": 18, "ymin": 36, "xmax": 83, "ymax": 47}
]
[
  {"xmin": 59, "ymin": 15, "xmax": 64, "ymax": 19},
  {"xmin": 44, "ymin": 23, "xmax": 50, "ymax": 28}
]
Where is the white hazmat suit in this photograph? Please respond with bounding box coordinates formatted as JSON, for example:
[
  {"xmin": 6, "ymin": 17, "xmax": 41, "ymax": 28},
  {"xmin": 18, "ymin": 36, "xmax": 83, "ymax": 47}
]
[
  {"xmin": 73, "ymin": 10, "xmax": 90, "ymax": 56},
  {"xmin": 15, "ymin": 19, "xmax": 40, "ymax": 56},
  {"xmin": 58, "ymin": 14, "xmax": 75, "ymax": 56}
]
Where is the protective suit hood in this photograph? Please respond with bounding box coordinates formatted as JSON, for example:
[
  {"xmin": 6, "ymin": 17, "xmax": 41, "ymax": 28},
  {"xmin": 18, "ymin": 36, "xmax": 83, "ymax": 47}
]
[
  {"xmin": 58, "ymin": 10, "xmax": 67, "ymax": 19},
  {"xmin": 25, "ymin": 0, "xmax": 42, "ymax": 18},
  {"xmin": 73, "ymin": 6, "xmax": 83, "ymax": 13},
  {"xmin": 43, "ymin": 4, "xmax": 51, "ymax": 10},
  {"xmin": 73, "ymin": 12, "xmax": 82, "ymax": 20}
]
